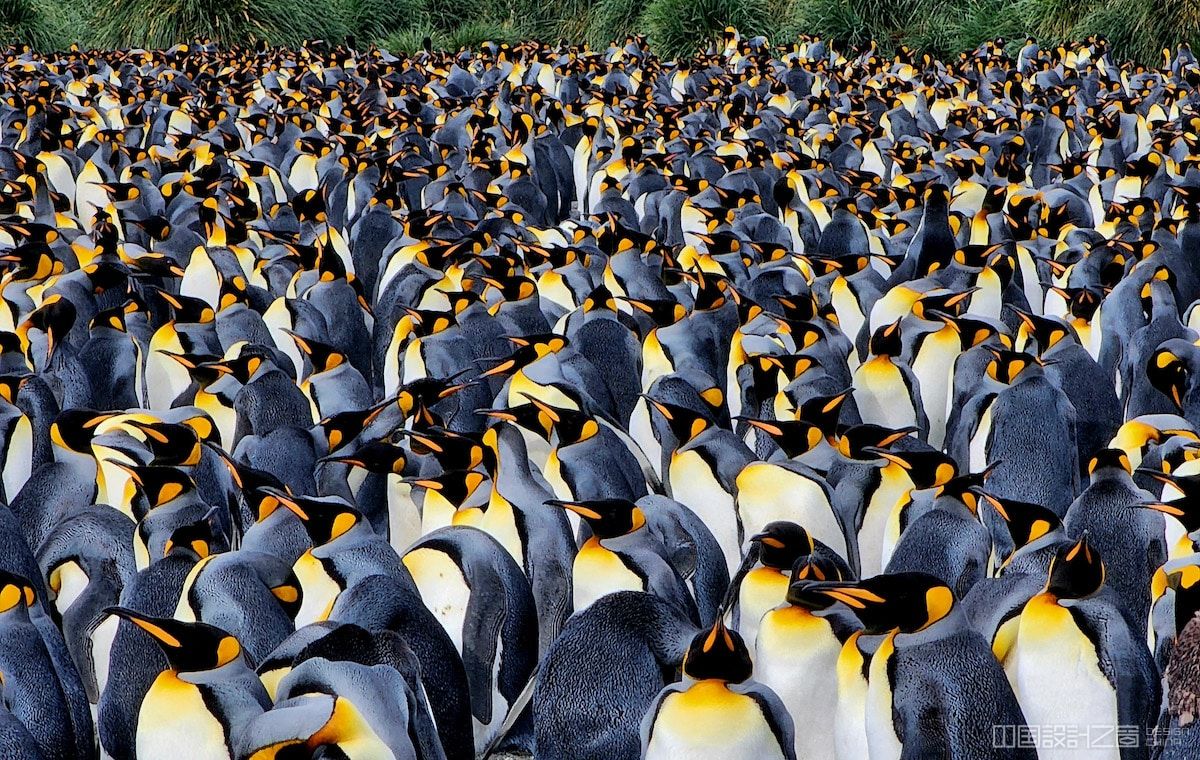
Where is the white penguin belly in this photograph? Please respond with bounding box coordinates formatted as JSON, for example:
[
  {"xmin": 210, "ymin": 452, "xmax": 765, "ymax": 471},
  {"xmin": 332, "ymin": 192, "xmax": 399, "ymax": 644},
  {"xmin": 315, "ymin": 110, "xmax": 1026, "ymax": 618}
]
[
  {"xmin": 736, "ymin": 462, "xmax": 846, "ymax": 559},
  {"xmin": 403, "ymin": 547, "xmax": 471, "ymax": 654},
  {"xmin": 1005, "ymin": 594, "xmax": 1120, "ymax": 760},
  {"xmin": 3, "ymin": 414, "xmax": 33, "ymax": 501},
  {"xmin": 50, "ymin": 560, "xmax": 89, "ymax": 616},
  {"xmin": 970, "ymin": 403, "xmax": 994, "ymax": 473},
  {"xmin": 866, "ymin": 636, "xmax": 903, "ymax": 760},
  {"xmin": 645, "ymin": 682, "xmax": 787, "ymax": 760},
  {"xmin": 91, "ymin": 614, "xmax": 120, "ymax": 701},
  {"xmin": 386, "ymin": 476, "xmax": 421, "ymax": 553},
  {"xmin": 670, "ymin": 450, "xmax": 740, "ymax": 574},
  {"xmin": 858, "ymin": 470, "xmax": 911, "ymax": 577},
  {"xmin": 912, "ymin": 331, "xmax": 957, "ymax": 449},
  {"xmin": 756, "ymin": 607, "xmax": 841, "ymax": 760},
  {"xmin": 292, "ymin": 552, "xmax": 342, "ymax": 627},
  {"xmin": 835, "ymin": 636, "xmax": 870, "ymax": 760},
  {"xmin": 136, "ymin": 674, "xmax": 230, "ymax": 760}
]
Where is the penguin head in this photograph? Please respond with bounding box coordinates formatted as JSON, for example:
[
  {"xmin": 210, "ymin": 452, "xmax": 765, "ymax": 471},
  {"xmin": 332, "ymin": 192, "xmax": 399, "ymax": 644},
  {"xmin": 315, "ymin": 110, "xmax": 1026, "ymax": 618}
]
[
  {"xmin": 1012, "ymin": 308, "xmax": 1073, "ymax": 355},
  {"xmin": 263, "ymin": 489, "xmax": 363, "ymax": 546},
  {"xmin": 125, "ymin": 420, "xmax": 204, "ymax": 467},
  {"xmin": 790, "ymin": 572, "xmax": 956, "ymax": 634},
  {"xmin": 644, "ymin": 397, "xmax": 713, "ymax": 446},
  {"xmin": 317, "ymin": 405, "xmax": 387, "ymax": 454},
  {"xmin": 1045, "ymin": 535, "xmax": 1105, "ymax": 600},
  {"xmin": 749, "ymin": 521, "xmax": 814, "ymax": 570},
  {"xmin": 1086, "ymin": 448, "xmax": 1133, "ymax": 482},
  {"xmin": 286, "ymin": 330, "xmax": 347, "ymax": 375},
  {"xmin": 976, "ymin": 491, "xmax": 1062, "ymax": 562},
  {"xmin": 741, "ymin": 417, "xmax": 825, "ymax": 458},
  {"xmin": 480, "ymin": 334, "xmax": 568, "ymax": 378},
  {"xmin": 862, "ymin": 448, "xmax": 958, "ymax": 488},
  {"xmin": 681, "ymin": 618, "xmax": 753, "ymax": 684},
  {"xmin": 394, "ymin": 376, "xmax": 474, "ymax": 423},
  {"xmin": 162, "ymin": 517, "xmax": 218, "ymax": 561},
  {"xmin": 867, "ymin": 320, "xmax": 903, "ymax": 357},
  {"xmin": 19, "ymin": 293, "xmax": 76, "ymax": 363},
  {"xmin": 622, "ymin": 297, "xmax": 688, "ymax": 328},
  {"xmin": 0, "ymin": 570, "xmax": 35, "ymax": 616},
  {"xmin": 51, "ymin": 409, "xmax": 116, "ymax": 454},
  {"xmin": 833, "ymin": 424, "xmax": 915, "ymax": 462},
  {"xmin": 522, "ymin": 396, "xmax": 599, "ymax": 445},
  {"xmin": 115, "ymin": 463, "xmax": 197, "ymax": 508},
  {"xmin": 1134, "ymin": 468, "xmax": 1200, "ymax": 533},
  {"xmin": 984, "ymin": 349, "xmax": 1040, "ymax": 385},
  {"xmin": 1147, "ymin": 345, "xmax": 1192, "ymax": 413},
  {"xmin": 323, "ymin": 439, "xmax": 409, "ymax": 475},
  {"xmin": 549, "ymin": 498, "xmax": 646, "ymax": 539},
  {"xmin": 104, "ymin": 608, "xmax": 243, "ymax": 673}
]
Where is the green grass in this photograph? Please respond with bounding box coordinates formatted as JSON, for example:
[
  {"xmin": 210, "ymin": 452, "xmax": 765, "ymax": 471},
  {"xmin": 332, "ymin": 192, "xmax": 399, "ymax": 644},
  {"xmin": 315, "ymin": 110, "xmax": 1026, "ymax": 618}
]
[{"xmin": 5, "ymin": 0, "xmax": 1200, "ymax": 63}]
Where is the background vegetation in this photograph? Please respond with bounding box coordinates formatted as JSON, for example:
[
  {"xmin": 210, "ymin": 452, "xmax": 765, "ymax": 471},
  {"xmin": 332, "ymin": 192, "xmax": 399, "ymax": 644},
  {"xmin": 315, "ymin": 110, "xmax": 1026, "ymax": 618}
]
[{"xmin": 3, "ymin": 0, "xmax": 1199, "ymax": 63}]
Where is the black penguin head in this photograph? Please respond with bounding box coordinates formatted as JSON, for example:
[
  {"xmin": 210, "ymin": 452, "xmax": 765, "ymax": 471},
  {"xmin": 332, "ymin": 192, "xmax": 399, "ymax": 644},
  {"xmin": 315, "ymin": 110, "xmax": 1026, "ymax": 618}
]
[
  {"xmin": 317, "ymin": 404, "xmax": 387, "ymax": 453},
  {"xmin": 1134, "ymin": 468, "xmax": 1200, "ymax": 533},
  {"xmin": 750, "ymin": 521, "xmax": 814, "ymax": 570},
  {"xmin": 105, "ymin": 608, "xmax": 243, "ymax": 673},
  {"xmin": 1045, "ymin": 535, "xmax": 1105, "ymax": 599},
  {"xmin": 115, "ymin": 463, "xmax": 197, "ymax": 508},
  {"xmin": 324, "ymin": 439, "xmax": 409, "ymax": 475},
  {"xmin": 19, "ymin": 293, "xmax": 76, "ymax": 362},
  {"xmin": 1012, "ymin": 308, "xmax": 1073, "ymax": 354},
  {"xmin": 522, "ymin": 396, "xmax": 599, "ymax": 445},
  {"xmin": 263, "ymin": 489, "xmax": 362, "ymax": 546},
  {"xmin": 126, "ymin": 420, "xmax": 203, "ymax": 467},
  {"xmin": 682, "ymin": 619, "xmax": 753, "ymax": 684},
  {"xmin": 407, "ymin": 470, "xmax": 490, "ymax": 509},
  {"xmin": 867, "ymin": 320, "xmax": 903, "ymax": 357},
  {"xmin": 741, "ymin": 417, "xmax": 825, "ymax": 458},
  {"xmin": 286, "ymin": 330, "xmax": 348, "ymax": 375},
  {"xmin": 985, "ymin": 349, "xmax": 1039, "ymax": 385},
  {"xmin": 162, "ymin": 517, "xmax": 218, "ymax": 561},
  {"xmin": 833, "ymin": 424, "xmax": 915, "ymax": 461},
  {"xmin": 51, "ymin": 409, "xmax": 116, "ymax": 454},
  {"xmin": 793, "ymin": 573, "xmax": 956, "ymax": 634},
  {"xmin": 1147, "ymin": 346, "xmax": 1191, "ymax": 413},
  {"xmin": 1087, "ymin": 448, "xmax": 1133, "ymax": 481},
  {"xmin": 548, "ymin": 498, "xmax": 645, "ymax": 539},
  {"xmin": 863, "ymin": 448, "xmax": 958, "ymax": 489},
  {"xmin": 0, "ymin": 570, "xmax": 35, "ymax": 615},
  {"xmin": 480, "ymin": 334, "xmax": 568, "ymax": 378},
  {"xmin": 976, "ymin": 490, "xmax": 1062, "ymax": 556},
  {"xmin": 644, "ymin": 397, "xmax": 713, "ymax": 445}
]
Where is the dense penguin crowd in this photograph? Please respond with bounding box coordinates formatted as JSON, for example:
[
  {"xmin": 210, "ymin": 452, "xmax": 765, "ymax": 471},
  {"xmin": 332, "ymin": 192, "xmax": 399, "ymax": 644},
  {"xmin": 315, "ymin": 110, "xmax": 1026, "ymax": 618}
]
[{"xmin": 2, "ymin": 26, "xmax": 1200, "ymax": 759}]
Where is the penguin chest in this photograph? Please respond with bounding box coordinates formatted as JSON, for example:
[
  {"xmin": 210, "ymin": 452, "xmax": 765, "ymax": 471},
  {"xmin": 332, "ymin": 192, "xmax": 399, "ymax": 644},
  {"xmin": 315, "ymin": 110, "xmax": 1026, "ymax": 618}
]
[
  {"xmin": 853, "ymin": 358, "xmax": 916, "ymax": 430},
  {"xmin": 403, "ymin": 548, "xmax": 471, "ymax": 653},
  {"xmin": 137, "ymin": 674, "xmax": 230, "ymax": 760},
  {"xmin": 641, "ymin": 331, "xmax": 674, "ymax": 392},
  {"xmin": 912, "ymin": 329, "xmax": 958, "ymax": 448},
  {"xmin": 835, "ymin": 634, "xmax": 871, "ymax": 760},
  {"xmin": 737, "ymin": 568, "xmax": 790, "ymax": 657},
  {"xmin": 49, "ymin": 560, "xmax": 89, "ymax": 617},
  {"xmin": 646, "ymin": 682, "xmax": 787, "ymax": 760},
  {"xmin": 92, "ymin": 613, "xmax": 120, "ymax": 700},
  {"xmin": 472, "ymin": 496, "xmax": 526, "ymax": 569},
  {"xmin": 386, "ymin": 476, "xmax": 421, "ymax": 553},
  {"xmin": 858, "ymin": 468, "xmax": 912, "ymax": 577},
  {"xmin": 736, "ymin": 462, "xmax": 846, "ymax": 559},
  {"xmin": 542, "ymin": 448, "xmax": 574, "ymax": 502},
  {"xmin": 2, "ymin": 412, "xmax": 32, "ymax": 503},
  {"xmin": 292, "ymin": 552, "xmax": 342, "ymax": 627},
  {"xmin": 830, "ymin": 277, "xmax": 866, "ymax": 346},
  {"xmin": 865, "ymin": 635, "xmax": 903, "ymax": 760},
  {"xmin": 756, "ymin": 607, "xmax": 841, "ymax": 759},
  {"xmin": 1005, "ymin": 595, "xmax": 1119, "ymax": 759},
  {"xmin": 969, "ymin": 401, "xmax": 995, "ymax": 473},
  {"xmin": 422, "ymin": 489, "xmax": 460, "ymax": 537},
  {"xmin": 572, "ymin": 537, "xmax": 643, "ymax": 612},
  {"xmin": 669, "ymin": 450, "xmax": 740, "ymax": 573}
]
